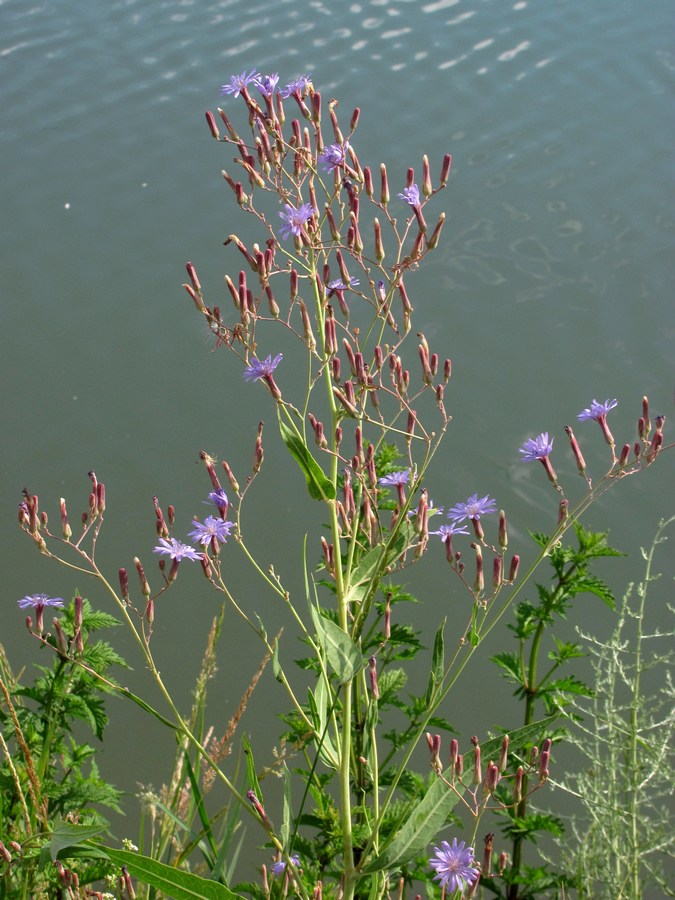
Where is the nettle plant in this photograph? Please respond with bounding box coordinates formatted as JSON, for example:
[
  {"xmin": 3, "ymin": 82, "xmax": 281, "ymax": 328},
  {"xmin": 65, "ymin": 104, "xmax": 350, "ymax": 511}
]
[{"xmin": 8, "ymin": 71, "xmax": 667, "ymax": 899}]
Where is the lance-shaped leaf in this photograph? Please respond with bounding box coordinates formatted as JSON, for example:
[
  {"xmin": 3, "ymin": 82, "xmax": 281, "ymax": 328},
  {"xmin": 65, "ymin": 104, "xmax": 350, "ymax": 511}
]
[
  {"xmin": 103, "ymin": 848, "xmax": 244, "ymax": 899},
  {"xmin": 278, "ymin": 419, "xmax": 335, "ymax": 501},
  {"xmin": 311, "ymin": 607, "xmax": 365, "ymax": 684},
  {"xmin": 425, "ymin": 619, "xmax": 445, "ymax": 707}
]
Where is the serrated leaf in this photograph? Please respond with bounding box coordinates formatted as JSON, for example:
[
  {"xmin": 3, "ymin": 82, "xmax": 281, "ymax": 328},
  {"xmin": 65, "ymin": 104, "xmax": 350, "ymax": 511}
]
[
  {"xmin": 278, "ymin": 419, "xmax": 335, "ymax": 501},
  {"xmin": 103, "ymin": 848, "xmax": 244, "ymax": 899},
  {"xmin": 311, "ymin": 608, "xmax": 364, "ymax": 684}
]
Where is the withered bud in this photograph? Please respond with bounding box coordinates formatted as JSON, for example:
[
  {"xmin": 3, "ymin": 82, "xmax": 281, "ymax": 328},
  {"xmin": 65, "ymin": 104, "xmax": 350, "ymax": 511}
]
[
  {"xmin": 368, "ymin": 656, "xmax": 379, "ymax": 700},
  {"xmin": 53, "ymin": 618, "xmax": 68, "ymax": 654},
  {"xmin": 426, "ymin": 732, "xmax": 442, "ymax": 774},
  {"xmin": 558, "ymin": 498, "xmax": 569, "ymax": 527},
  {"xmin": 201, "ymin": 554, "xmax": 213, "ymax": 579},
  {"xmin": 455, "ymin": 753, "xmax": 464, "ymax": 777},
  {"xmin": 482, "ymin": 833, "xmax": 494, "ymax": 877},
  {"xmin": 60, "ymin": 498, "xmax": 72, "ymax": 540},
  {"xmin": 119, "ymin": 568, "xmax": 129, "ymax": 602},
  {"xmin": 331, "ymin": 356, "xmax": 341, "ymax": 382},
  {"xmin": 186, "ymin": 261, "xmax": 201, "ymax": 293},
  {"xmin": 153, "ymin": 496, "xmax": 169, "ymax": 538},
  {"xmin": 253, "ymin": 422, "xmax": 264, "ymax": 473},
  {"xmin": 246, "ymin": 790, "xmax": 274, "ymax": 832},
  {"xmin": 407, "ymin": 409, "xmax": 417, "ymax": 438},
  {"xmin": 134, "ymin": 557, "xmax": 151, "ymax": 597},
  {"xmin": 145, "ymin": 599, "xmax": 155, "ymax": 626},
  {"xmin": 311, "ymin": 89, "xmax": 321, "ymax": 124},
  {"xmin": 647, "ymin": 431, "xmax": 663, "ymax": 461}
]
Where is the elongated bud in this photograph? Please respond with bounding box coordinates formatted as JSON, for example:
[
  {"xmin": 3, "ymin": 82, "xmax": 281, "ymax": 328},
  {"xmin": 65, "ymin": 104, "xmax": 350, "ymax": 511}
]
[
  {"xmin": 290, "ymin": 268, "xmax": 299, "ymax": 301},
  {"xmin": 398, "ymin": 280, "xmax": 413, "ymax": 316},
  {"xmin": 253, "ymin": 422, "xmax": 264, "ymax": 473},
  {"xmin": 471, "ymin": 736, "xmax": 482, "ymax": 785},
  {"xmin": 217, "ymin": 107, "xmax": 240, "ymax": 140},
  {"xmin": 508, "ymin": 554, "xmax": 520, "ymax": 583},
  {"xmin": 443, "ymin": 358, "xmax": 452, "ymax": 382},
  {"xmin": 514, "ymin": 765, "xmax": 524, "ymax": 803},
  {"xmin": 53, "ymin": 618, "xmax": 68, "ymax": 654},
  {"xmin": 618, "ymin": 443, "xmax": 631, "ymax": 466},
  {"xmin": 499, "ymin": 735, "xmax": 510, "ymax": 772},
  {"xmin": 641, "ymin": 395, "xmax": 651, "ymax": 438},
  {"xmin": 325, "ymin": 203, "xmax": 340, "ymax": 241},
  {"xmin": 205, "ymin": 109, "xmax": 220, "ymax": 139},
  {"xmin": 60, "ymin": 498, "xmax": 72, "ymax": 540},
  {"xmin": 373, "ymin": 217, "xmax": 385, "ymax": 261},
  {"xmin": 350, "ymin": 106, "xmax": 360, "ymax": 131},
  {"xmin": 498, "ymin": 510, "xmax": 508, "ymax": 548},
  {"xmin": 484, "ymin": 762, "xmax": 500, "ymax": 794},
  {"xmin": 538, "ymin": 749, "xmax": 550, "ymax": 783},
  {"xmin": 426, "ymin": 212, "xmax": 445, "ymax": 249},
  {"xmin": 498, "ymin": 852, "xmax": 508, "ymax": 875},
  {"xmin": 246, "ymin": 790, "xmax": 274, "ymax": 832},
  {"xmin": 311, "ymin": 89, "xmax": 321, "ymax": 124},
  {"xmin": 472, "ymin": 544, "xmax": 484, "ymax": 592},
  {"xmin": 119, "ymin": 568, "xmax": 129, "ymax": 602},
  {"xmin": 364, "ymin": 166, "xmax": 374, "ymax": 197},
  {"xmin": 492, "ymin": 556, "xmax": 502, "ymax": 588},
  {"xmin": 380, "ymin": 163, "xmax": 390, "ymax": 205},
  {"xmin": 449, "ymin": 738, "xmax": 459, "ymax": 772},
  {"xmin": 471, "ymin": 516, "xmax": 484, "ymax": 541},
  {"xmin": 384, "ymin": 595, "xmax": 391, "ymax": 640},
  {"xmin": 564, "ymin": 424, "xmax": 587, "ymax": 475},
  {"xmin": 145, "ymin": 598, "xmax": 155, "ymax": 626},
  {"xmin": 422, "ymin": 154, "xmax": 433, "ymax": 197},
  {"xmin": 440, "ymin": 153, "xmax": 453, "ymax": 185}
]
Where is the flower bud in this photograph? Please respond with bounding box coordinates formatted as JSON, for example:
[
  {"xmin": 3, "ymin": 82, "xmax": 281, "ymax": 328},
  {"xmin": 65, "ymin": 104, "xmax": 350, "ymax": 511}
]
[
  {"xmin": 471, "ymin": 738, "xmax": 482, "ymax": 786},
  {"xmin": 482, "ymin": 833, "xmax": 494, "ymax": 877},
  {"xmin": 492, "ymin": 556, "xmax": 503, "ymax": 588},
  {"xmin": 641, "ymin": 395, "xmax": 651, "ymax": 438},
  {"xmin": 618, "ymin": 443, "xmax": 631, "ymax": 466},
  {"xmin": 134, "ymin": 557, "xmax": 151, "ymax": 597},
  {"xmin": 380, "ymin": 163, "xmax": 390, "ymax": 205},
  {"xmin": 513, "ymin": 765, "xmax": 524, "ymax": 803},
  {"xmin": 205, "ymin": 109, "xmax": 220, "ymax": 139},
  {"xmin": 498, "ymin": 735, "xmax": 510, "ymax": 772},
  {"xmin": 484, "ymin": 762, "xmax": 500, "ymax": 794},
  {"xmin": 440, "ymin": 153, "xmax": 453, "ymax": 185},
  {"xmin": 119, "ymin": 567, "xmax": 130, "ymax": 602},
  {"xmin": 426, "ymin": 732, "xmax": 442, "ymax": 774},
  {"xmin": 60, "ymin": 498, "xmax": 72, "ymax": 540},
  {"xmin": 564, "ymin": 424, "xmax": 587, "ymax": 475},
  {"xmin": 369, "ymin": 656, "xmax": 380, "ymax": 700},
  {"xmin": 508, "ymin": 554, "xmax": 520, "ymax": 583}
]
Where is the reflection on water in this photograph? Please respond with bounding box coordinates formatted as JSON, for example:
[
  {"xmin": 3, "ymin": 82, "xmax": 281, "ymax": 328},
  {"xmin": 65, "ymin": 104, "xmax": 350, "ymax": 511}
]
[{"xmin": 2, "ymin": 0, "xmax": 673, "ymax": 880}]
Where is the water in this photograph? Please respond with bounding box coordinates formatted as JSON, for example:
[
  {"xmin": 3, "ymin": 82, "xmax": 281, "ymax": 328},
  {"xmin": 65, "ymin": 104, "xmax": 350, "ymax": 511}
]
[{"xmin": 2, "ymin": 0, "xmax": 673, "ymax": 888}]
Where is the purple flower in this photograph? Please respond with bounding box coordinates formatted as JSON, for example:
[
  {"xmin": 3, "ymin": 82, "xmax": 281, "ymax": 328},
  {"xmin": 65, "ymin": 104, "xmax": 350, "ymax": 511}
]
[
  {"xmin": 519, "ymin": 432, "xmax": 554, "ymax": 461},
  {"xmin": 378, "ymin": 469, "xmax": 410, "ymax": 487},
  {"xmin": 271, "ymin": 854, "xmax": 301, "ymax": 876},
  {"xmin": 188, "ymin": 516, "xmax": 234, "ymax": 546},
  {"xmin": 243, "ymin": 353, "xmax": 283, "ymax": 382},
  {"xmin": 153, "ymin": 538, "xmax": 202, "ymax": 562},
  {"xmin": 327, "ymin": 277, "xmax": 360, "ymax": 294},
  {"xmin": 318, "ymin": 142, "xmax": 349, "ymax": 173},
  {"xmin": 18, "ymin": 593, "xmax": 64, "ymax": 610},
  {"xmin": 398, "ymin": 184, "xmax": 420, "ymax": 207},
  {"xmin": 220, "ymin": 69, "xmax": 260, "ymax": 98},
  {"xmin": 430, "ymin": 522, "xmax": 470, "ymax": 540},
  {"xmin": 279, "ymin": 75, "xmax": 312, "ymax": 98},
  {"xmin": 429, "ymin": 838, "xmax": 479, "ymax": 893},
  {"xmin": 278, "ymin": 202, "xmax": 316, "ymax": 240},
  {"xmin": 577, "ymin": 398, "xmax": 618, "ymax": 422},
  {"xmin": 448, "ymin": 493, "xmax": 497, "ymax": 522},
  {"xmin": 254, "ymin": 72, "xmax": 279, "ymax": 98},
  {"xmin": 204, "ymin": 488, "xmax": 228, "ymax": 515}
]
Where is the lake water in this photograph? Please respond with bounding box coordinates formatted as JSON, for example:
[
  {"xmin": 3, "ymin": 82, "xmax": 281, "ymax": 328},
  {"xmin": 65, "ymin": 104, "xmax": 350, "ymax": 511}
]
[{"xmin": 2, "ymin": 0, "xmax": 673, "ymax": 888}]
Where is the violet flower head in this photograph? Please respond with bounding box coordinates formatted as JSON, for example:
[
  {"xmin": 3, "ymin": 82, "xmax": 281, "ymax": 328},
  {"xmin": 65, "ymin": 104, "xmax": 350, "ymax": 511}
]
[
  {"xmin": 188, "ymin": 516, "xmax": 234, "ymax": 546},
  {"xmin": 429, "ymin": 522, "xmax": 470, "ymax": 540},
  {"xmin": 327, "ymin": 277, "xmax": 360, "ymax": 295},
  {"xmin": 279, "ymin": 74, "xmax": 312, "ymax": 98},
  {"xmin": 254, "ymin": 72, "xmax": 279, "ymax": 98},
  {"xmin": 243, "ymin": 353, "xmax": 283, "ymax": 382},
  {"xmin": 271, "ymin": 855, "xmax": 301, "ymax": 876},
  {"xmin": 318, "ymin": 141, "xmax": 349, "ymax": 173},
  {"xmin": 398, "ymin": 183, "xmax": 421, "ymax": 207},
  {"xmin": 18, "ymin": 593, "xmax": 64, "ymax": 610},
  {"xmin": 577, "ymin": 398, "xmax": 618, "ymax": 422},
  {"xmin": 278, "ymin": 203, "xmax": 316, "ymax": 240},
  {"xmin": 153, "ymin": 537, "xmax": 202, "ymax": 562},
  {"xmin": 429, "ymin": 838, "xmax": 479, "ymax": 893},
  {"xmin": 378, "ymin": 469, "xmax": 410, "ymax": 487},
  {"xmin": 448, "ymin": 493, "xmax": 497, "ymax": 522},
  {"xmin": 204, "ymin": 488, "xmax": 228, "ymax": 515},
  {"xmin": 519, "ymin": 432, "xmax": 554, "ymax": 461},
  {"xmin": 220, "ymin": 69, "xmax": 260, "ymax": 98}
]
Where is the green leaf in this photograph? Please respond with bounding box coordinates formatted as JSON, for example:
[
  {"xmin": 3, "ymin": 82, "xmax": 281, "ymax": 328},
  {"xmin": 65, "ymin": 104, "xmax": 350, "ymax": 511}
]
[
  {"xmin": 425, "ymin": 620, "xmax": 445, "ymax": 706},
  {"xmin": 242, "ymin": 735, "xmax": 262, "ymax": 801},
  {"xmin": 311, "ymin": 608, "xmax": 365, "ymax": 684},
  {"xmin": 41, "ymin": 820, "xmax": 108, "ymax": 865},
  {"xmin": 278, "ymin": 419, "xmax": 335, "ymax": 501},
  {"xmin": 103, "ymin": 848, "xmax": 244, "ymax": 899}
]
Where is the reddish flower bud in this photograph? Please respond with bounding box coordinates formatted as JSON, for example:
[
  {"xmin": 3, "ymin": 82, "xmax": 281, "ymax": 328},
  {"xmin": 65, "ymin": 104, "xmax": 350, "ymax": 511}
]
[
  {"xmin": 499, "ymin": 735, "xmax": 510, "ymax": 772},
  {"xmin": 440, "ymin": 153, "xmax": 453, "ymax": 185},
  {"xmin": 119, "ymin": 568, "xmax": 129, "ymax": 602},
  {"xmin": 60, "ymin": 498, "xmax": 72, "ymax": 540},
  {"xmin": 498, "ymin": 509, "xmax": 508, "ymax": 548},
  {"xmin": 508, "ymin": 554, "xmax": 520, "ymax": 583},
  {"xmin": 380, "ymin": 163, "xmax": 390, "ymax": 205},
  {"xmin": 369, "ymin": 656, "xmax": 380, "ymax": 700},
  {"xmin": 618, "ymin": 443, "xmax": 631, "ymax": 466},
  {"xmin": 492, "ymin": 556, "xmax": 503, "ymax": 588}
]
